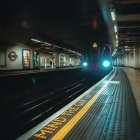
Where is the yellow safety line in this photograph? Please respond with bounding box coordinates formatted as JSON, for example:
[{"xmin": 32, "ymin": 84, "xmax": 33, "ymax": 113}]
[{"xmin": 51, "ymin": 70, "xmax": 116, "ymax": 140}]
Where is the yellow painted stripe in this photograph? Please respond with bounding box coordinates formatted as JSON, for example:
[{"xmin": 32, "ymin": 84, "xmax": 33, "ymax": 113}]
[{"xmin": 51, "ymin": 70, "xmax": 116, "ymax": 140}]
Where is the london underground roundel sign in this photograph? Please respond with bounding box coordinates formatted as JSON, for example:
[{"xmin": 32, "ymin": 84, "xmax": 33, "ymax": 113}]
[{"xmin": 8, "ymin": 51, "xmax": 18, "ymax": 61}]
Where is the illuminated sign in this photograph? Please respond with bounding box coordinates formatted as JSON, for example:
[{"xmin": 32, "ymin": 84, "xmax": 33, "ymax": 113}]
[
  {"xmin": 8, "ymin": 51, "xmax": 18, "ymax": 61},
  {"xmin": 23, "ymin": 49, "xmax": 30, "ymax": 69},
  {"xmin": 93, "ymin": 43, "xmax": 97, "ymax": 48},
  {"xmin": 120, "ymin": 34, "xmax": 128, "ymax": 38},
  {"xmin": 33, "ymin": 51, "xmax": 39, "ymax": 68},
  {"xmin": 60, "ymin": 55, "xmax": 66, "ymax": 66}
]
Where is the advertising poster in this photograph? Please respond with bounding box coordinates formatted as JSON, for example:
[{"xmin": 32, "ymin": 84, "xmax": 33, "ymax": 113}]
[
  {"xmin": 33, "ymin": 51, "xmax": 39, "ymax": 69},
  {"xmin": 60, "ymin": 55, "xmax": 66, "ymax": 67},
  {"xmin": 22, "ymin": 50, "xmax": 30, "ymax": 69}
]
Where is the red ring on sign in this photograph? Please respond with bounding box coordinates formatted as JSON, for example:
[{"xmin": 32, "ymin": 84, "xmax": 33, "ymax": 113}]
[{"xmin": 8, "ymin": 51, "xmax": 17, "ymax": 61}]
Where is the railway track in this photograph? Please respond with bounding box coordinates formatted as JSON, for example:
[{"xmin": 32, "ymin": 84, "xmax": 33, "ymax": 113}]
[{"xmin": 0, "ymin": 79, "xmax": 93, "ymax": 140}]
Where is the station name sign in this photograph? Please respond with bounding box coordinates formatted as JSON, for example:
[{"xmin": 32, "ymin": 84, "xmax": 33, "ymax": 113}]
[{"xmin": 8, "ymin": 51, "xmax": 18, "ymax": 61}]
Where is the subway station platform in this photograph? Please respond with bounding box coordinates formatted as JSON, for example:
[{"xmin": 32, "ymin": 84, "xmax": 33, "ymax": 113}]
[
  {"xmin": 18, "ymin": 68, "xmax": 140, "ymax": 140},
  {"xmin": 0, "ymin": 67, "xmax": 80, "ymax": 77}
]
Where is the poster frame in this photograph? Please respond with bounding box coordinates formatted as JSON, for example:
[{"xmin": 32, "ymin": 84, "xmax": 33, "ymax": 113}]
[
  {"xmin": 22, "ymin": 49, "xmax": 30, "ymax": 69},
  {"xmin": 33, "ymin": 50, "xmax": 40, "ymax": 69}
]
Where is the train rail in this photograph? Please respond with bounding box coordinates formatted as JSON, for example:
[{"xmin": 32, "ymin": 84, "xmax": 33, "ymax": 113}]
[{"xmin": 0, "ymin": 79, "xmax": 93, "ymax": 139}]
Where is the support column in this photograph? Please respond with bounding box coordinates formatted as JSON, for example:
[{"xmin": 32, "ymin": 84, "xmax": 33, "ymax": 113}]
[
  {"xmin": 129, "ymin": 49, "xmax": 135, "ymax": 68},
  {"xmin": 135, "ymin": 45, "xmax": 140, "ymax": 68},
  {"xmin": 139, "ymin": 47, "xmax": 140, "ymax": 68},
  {"xmin": 116, "ymin": 56, "xmax": 118, "ymax": 66},
  {"xmin": 115, "ymin": 57, "xmax": 117, "ymax": 66},
  {"xmin": 128, "ymin": 52, "xmax": 131, "ymax": 67},
  {"xmin": 125, "ymin": 53, "xmax": 129, "ymax": 67},
  {"xmin": 66, "ymin": 54, "xmax": 70, "ymax": 66},
  {"xmin": 54, "ymin": 52, "xmax": 59, "ymax": 67}
]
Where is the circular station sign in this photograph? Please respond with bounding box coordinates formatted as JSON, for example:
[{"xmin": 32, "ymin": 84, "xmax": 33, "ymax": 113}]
[{"xmin": 8, "ymin": 51, "xmax": 18, "ymax": 61}]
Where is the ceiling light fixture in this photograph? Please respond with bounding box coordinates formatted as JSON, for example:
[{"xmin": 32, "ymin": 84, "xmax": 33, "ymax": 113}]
[
  {"xmin": 31, "ymin": 38, "xmax": 42, "ymax": 43},
  {"xmin": 114, "ymin": 25, "xmax": 117, "ymax": 32},
  {"xmin": 44, "ymin": 42, "xmax": 52, "ymax": 46},
  {"xmin": 110, "ymin": 9, "xmax": 116, "ymax": 21}
]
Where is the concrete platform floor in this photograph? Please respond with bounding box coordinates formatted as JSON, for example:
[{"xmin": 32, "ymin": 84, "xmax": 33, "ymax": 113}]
[{"xmin": 123, "ymin": 67, "xmax": 140, "ymax": 115}]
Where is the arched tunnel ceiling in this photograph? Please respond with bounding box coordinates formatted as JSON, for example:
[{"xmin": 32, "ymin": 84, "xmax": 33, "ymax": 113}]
[{"xmin": 0, "ymin": 0, "xmax": 110, "ymax": 53}]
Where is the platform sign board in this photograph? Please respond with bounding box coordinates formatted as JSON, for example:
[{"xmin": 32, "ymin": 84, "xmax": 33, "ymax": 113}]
[
  {"xmin": 8, "ymin": 51, "xmax": 18, "ymax": 61},
  {"xmin": 33, "ymin": 51, "xmax": 39, "ymax": 69},
  {"xmin": 22, "ymin": 49, "xmax": 30, "ymax": 69}
]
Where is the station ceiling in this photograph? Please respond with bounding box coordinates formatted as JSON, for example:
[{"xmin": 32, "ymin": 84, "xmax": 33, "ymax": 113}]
[
  {"xmin": 114, "ymin": 0, "xmax": 140, "ymax": 50},
  {"xmin": 0, "ymin": 0, "xmax": 110, "ymax": 54},
  {"xmin": 1, "ymin": 0, "xmax": 139, "ymax": 55}
]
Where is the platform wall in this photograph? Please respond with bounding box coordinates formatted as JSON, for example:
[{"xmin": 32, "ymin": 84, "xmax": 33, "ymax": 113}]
[
  {"xmin": 40, "ymin": 52, "xmax": 52, "ymax": 68},
  {"xmin": 0, "ymin": 44, "xmax": 81, "ymax": 70},
  {"xmin": 0, "ymin": 44, "xmax": 34, "ymax": 70},
  {"xmin": 112, "ymin": 46, "xmax": 140, "ymax": 69}
]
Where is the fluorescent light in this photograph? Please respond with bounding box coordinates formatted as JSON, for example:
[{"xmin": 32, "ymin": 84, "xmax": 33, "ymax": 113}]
[
  {"xmin": 125, "ymin": 49, "xmax": 131, "ymax": 51},
  {"xmin": 44, "ymin": 42, "xmax": 52, "ymax": 46},
  {"xmin": 116, "ymin": 40, "xmax": 118, "ymax": 47},
  {"xmin": 114, "ymin": 25, "xmax": 117, "ymax": 32},
  {"xmin": 116, "ymin": 35, "xmax": 118, "ymax": 39},
  {"xmin": 31, "ymin": 38, "xmax": 41, "ymax": 43},
  {"xmin": 111, "ymin": 10, "xmax": 115, "ymax": 21},
  {"xmin": 125, "ymin": 46, "xmax": 129, "ymax": 48},
  {"xmin": 31, "ymin": 38, "xmax": 53, "ymax": 47}
]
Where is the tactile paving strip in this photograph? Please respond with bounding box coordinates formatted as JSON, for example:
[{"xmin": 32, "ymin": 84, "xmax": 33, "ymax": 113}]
[{"xmin": 64, "ymin": 68, "xmax": 140, "ymax": 140}]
